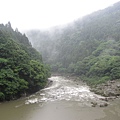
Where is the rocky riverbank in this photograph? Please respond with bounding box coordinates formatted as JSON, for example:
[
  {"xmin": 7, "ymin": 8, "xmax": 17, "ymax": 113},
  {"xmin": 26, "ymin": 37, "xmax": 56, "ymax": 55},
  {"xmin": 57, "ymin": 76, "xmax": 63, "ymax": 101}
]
[
  {"xmin": 52, "ymin": 73, "xmax": 120, "ymax": 107},
  {"xmin": 88, "ymin": 79, "xmax": 120, "ymax": 107},
  {"xmin": 90, "ymin": 79, "xmax": 120, "ymax": 98},
  {"xmin": 64, "ymin": 74, "xmax": 120, "ymax": 98}
]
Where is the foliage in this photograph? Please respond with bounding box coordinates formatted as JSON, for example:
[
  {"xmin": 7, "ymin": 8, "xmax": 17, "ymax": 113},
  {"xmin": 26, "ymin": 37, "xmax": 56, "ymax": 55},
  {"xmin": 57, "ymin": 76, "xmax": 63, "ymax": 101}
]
[
  {"xmin": 27, "ymin": 2, "xmax": 120, "ymax": 84},
  {"xmin": 0, "ymin": 23, "xmax": 50, "ymax": 101}
]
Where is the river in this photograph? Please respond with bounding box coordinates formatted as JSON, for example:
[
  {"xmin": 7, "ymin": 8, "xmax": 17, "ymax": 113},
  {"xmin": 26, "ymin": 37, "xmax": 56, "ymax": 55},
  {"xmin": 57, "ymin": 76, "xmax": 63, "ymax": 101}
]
[{"xmin": 0, "ymin": 76, "xmax": 120, "ymax": 120}]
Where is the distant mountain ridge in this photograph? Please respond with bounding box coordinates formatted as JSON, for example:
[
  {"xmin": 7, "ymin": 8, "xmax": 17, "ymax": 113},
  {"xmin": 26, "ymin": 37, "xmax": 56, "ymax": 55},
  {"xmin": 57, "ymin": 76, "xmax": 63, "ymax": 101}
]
[{"xmin": 27, "ymin": 1, "xmax": 120, "ymax": 84}]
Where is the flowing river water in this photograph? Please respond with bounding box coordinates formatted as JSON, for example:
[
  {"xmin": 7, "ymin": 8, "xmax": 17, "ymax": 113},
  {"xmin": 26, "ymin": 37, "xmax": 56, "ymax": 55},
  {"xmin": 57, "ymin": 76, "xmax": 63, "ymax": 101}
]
[{"xmin": 0, "ymin": 76, "xmax": 120, "ymax": 120}]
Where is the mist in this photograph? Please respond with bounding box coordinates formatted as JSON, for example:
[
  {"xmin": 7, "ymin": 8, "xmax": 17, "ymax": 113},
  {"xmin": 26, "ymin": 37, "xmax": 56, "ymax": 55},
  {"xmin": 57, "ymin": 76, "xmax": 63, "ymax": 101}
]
[{"xmin": 26, "ymin": 2, "xmax": 120, "ymax": 82}]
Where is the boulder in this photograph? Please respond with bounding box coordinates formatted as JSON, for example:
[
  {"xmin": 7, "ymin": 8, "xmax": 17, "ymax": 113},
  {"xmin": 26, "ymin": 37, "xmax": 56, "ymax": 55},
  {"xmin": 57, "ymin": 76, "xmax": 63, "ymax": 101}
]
[
  {"xmin": 91, "ymin": 101, "xmax": 97, "ymax": 107},
  {"xmin": 99, "ymin": 103, "xmax": 108, "ymax": 107},
  {"xmin": 117, "ymin": 84, "xmax": 120, "ymax": 88}
]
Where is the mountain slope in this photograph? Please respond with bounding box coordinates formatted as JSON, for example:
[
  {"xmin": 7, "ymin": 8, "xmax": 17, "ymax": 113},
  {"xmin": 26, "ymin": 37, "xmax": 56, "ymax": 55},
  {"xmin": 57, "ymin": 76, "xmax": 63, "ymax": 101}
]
[
  {"xmin": 0, "ymin": 23, "xmax": 50, "ymax": 101},
  {"xmin": 27, "ymin": 2, "xmax": 120, "ymax": 84}
]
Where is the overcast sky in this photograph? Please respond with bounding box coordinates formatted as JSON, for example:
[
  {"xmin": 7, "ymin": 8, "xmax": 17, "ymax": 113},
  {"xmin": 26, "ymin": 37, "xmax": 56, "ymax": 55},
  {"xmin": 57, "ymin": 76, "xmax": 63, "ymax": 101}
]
[{"xmin": 0, "ymin": 0, "xmax": 120, "ymax": 31}]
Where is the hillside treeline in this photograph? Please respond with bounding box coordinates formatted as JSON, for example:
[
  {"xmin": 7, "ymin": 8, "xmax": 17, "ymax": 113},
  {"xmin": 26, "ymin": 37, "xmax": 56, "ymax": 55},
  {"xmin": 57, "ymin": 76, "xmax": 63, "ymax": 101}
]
[
  {"xmin": 27, "ymin": 2, "xmax": 120, "ymax": 84},
  {"xmin": 0, "ymin": 23, "xmax": 50, "ymax": 101}
]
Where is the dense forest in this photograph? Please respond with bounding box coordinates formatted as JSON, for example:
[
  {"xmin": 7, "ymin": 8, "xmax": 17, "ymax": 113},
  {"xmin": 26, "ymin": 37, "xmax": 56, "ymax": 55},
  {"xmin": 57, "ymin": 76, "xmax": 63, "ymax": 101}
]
[
  {"xmin": 0, "ymin": 23, "xmax": 50, "ymax": 101},
  {"xmin": 27, "ymin": 2, "xmax": 120, "ymax": 85}
]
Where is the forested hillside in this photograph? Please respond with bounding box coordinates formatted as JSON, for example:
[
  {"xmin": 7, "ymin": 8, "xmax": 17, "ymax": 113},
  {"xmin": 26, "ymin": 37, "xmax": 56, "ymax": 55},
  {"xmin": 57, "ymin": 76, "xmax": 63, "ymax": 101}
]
[
  {"xmin": 27, "ymin": 2, "xmax": 120, "ymax": 85},
  {"xmin": 0, "ymin": 23, "xmax": 50, "ymax": 101}
]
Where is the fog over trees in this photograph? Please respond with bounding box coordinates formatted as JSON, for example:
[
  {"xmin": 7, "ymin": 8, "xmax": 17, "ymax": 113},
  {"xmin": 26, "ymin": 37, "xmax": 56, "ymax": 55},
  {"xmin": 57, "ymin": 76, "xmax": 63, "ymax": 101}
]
[{"xmin": 27, "ymin": 2, "xmax": 120, "ymax": 85}]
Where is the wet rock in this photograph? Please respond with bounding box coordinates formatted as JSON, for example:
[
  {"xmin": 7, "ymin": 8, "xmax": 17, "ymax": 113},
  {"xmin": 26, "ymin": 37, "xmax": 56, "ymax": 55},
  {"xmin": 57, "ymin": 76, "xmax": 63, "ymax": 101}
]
[
  {"xmin": 104, "ymin": 89, "xmax": 114, "ymax": 96},
  {"xmin": 117, "ymin": 84, "xmax": 120, "ymax": 88},
  {"xmin": 99, "ymin": 103, "xmax": 108, "ymax": 107},
  {"xmin": 99, "ymin": 97, "xmax": 116, "ymax": 102},
  {"xmin": 108, "ymin": 96, "xmax": 116, "ymax": 100},
  {"xmin": 91, "ymin": 101, "xmax": 97, "ymax": 107},
  {"xmin": 104, "ymin": 90, "xmax": 120, "ymax": 97},
  {"xmin": 90, "ymin": 79, "xmax": 120, "ymax": 98},
  {"xmin": 45, "ymin": 80, "xmax": 53, "ymax": 88},
  {"xmin": 99, "ymin": 97, "xmax": 108, "ymax": 102},
  {"xmin": 109, "ymin": 81, "xmax": 115, "ymax": 83}
]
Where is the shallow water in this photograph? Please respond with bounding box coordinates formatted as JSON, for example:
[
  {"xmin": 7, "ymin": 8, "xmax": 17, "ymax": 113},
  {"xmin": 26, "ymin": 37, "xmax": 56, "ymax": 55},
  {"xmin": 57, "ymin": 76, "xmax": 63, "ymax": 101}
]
[{"xmin": 0, "ymin": 76, "xmax": 120, "ymax": 120}]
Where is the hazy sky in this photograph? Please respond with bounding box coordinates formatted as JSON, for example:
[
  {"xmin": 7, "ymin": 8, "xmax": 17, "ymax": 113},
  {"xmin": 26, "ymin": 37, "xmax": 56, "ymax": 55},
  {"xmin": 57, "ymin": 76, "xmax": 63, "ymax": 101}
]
[{"xmin": 0, "ymin": 0, "xmax": 120, "ymax": 31}]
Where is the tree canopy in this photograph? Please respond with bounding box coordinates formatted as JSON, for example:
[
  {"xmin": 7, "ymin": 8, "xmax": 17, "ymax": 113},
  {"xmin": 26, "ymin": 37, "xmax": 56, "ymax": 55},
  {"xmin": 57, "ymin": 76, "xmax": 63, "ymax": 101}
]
[
  {"xmin": 0, "ymin": 23, "xmax": 50, "ymax": 101},
  {"xmin": 27, "ymin": 2, "xmax": 120, "ymax": 85}
]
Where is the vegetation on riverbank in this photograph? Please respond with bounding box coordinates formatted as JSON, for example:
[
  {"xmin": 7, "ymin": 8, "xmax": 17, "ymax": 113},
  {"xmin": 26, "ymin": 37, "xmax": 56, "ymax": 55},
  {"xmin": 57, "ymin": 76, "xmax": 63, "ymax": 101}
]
[{"xmin": 0, "ymin": 23, "xmax": 51, "ymax": 101}]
